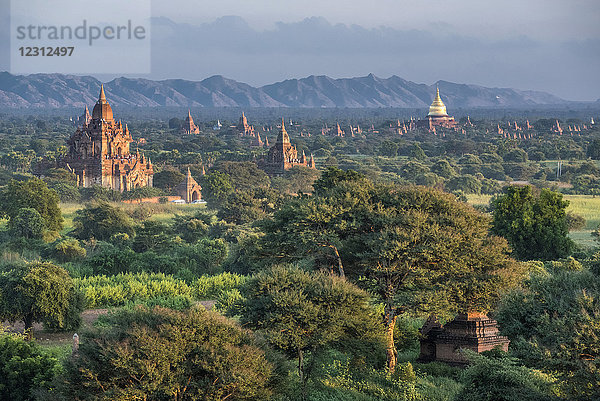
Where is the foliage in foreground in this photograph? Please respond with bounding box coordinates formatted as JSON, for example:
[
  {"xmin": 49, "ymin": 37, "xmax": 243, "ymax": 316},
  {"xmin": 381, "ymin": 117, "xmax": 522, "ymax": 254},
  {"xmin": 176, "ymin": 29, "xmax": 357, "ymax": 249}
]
[
  {"xmin": 260, "ymin": 170, "xmax": 525, "ymax": 371},
  {"xmin": 0, "ymin": 331, "xmax": 61, "ymax": 401},
  {"xmin": 496, "ymin": 264, "xmax": 600, "ymax": 400},
  {"xmin": 238, "ymin": 265, "xmax": 383, "ymax": 393},
  {"xmin": 454, "ymin": 350, "xmax": 559, "ymax": 401},
  {"xmin": 0, "ymin": 261, "xmax": 82, "ymax": 333},
  {"xmin": 62, "ymin": 306, "xmax": 274, "ymax": 401}
]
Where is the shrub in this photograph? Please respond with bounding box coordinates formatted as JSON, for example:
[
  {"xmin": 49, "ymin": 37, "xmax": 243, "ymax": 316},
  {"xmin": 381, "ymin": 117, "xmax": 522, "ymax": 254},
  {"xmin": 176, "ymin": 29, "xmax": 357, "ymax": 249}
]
[
  {"xmin": 0, "ymin": 332, "xmax": 60, "ymax": 401},
  {"xmin": 53, "ymin": 238, "xmax": 86, "ymax": 262},
  {"xmin": 75, "ymin": 272, "xmax": 193, "ymax": 308},
  {"xmin": 10, "ymin": 208, "xmax": 45, "ymax": 239},
  {"xmin": 72, "ymin": 202, "xmax": 135, "ymax": 241},
  {"xmin": 454, "ymin": 351, "xmax": 558, "ymax": 401},
  {"xmin": 193, "ymin": 272, "xmax": 248, "ymax": 299},
  {"xmin": 321, "ymin": 357, "xmax": 419, "ymax": 401},
  {"xmin": 84, "ymin": 246, "xmax": 137, "ymax": 275},
  {"xmin": 62, "ymin": 306, "xmax": 274, "ymax": 400}
]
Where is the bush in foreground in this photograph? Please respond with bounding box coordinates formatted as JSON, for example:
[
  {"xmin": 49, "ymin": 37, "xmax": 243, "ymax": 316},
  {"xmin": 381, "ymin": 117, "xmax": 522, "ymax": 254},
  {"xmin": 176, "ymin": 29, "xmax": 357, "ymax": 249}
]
[{"xmin": 62, "ymin": 306, "xmax": 274, "ymax": 401}]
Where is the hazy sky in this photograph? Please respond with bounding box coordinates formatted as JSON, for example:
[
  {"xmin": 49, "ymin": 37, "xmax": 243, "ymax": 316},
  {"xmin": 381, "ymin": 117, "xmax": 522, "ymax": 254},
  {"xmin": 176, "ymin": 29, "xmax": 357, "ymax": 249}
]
[
  {"xmin": 152, "ymin": 0, "xmax": 598, "ymax": 41},
  {"xmin": 1, "ymin": 0, "xmax": 599, "ymax": 100}
]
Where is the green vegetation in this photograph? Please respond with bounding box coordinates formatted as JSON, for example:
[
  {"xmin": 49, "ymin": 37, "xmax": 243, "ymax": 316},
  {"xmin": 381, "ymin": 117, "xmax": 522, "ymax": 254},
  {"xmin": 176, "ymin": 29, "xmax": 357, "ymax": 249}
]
[
  {"xmin": 0, "ymin": 113, "xmax": 598, "ymax": 400},
  {"xmin": 238, "ymin": 265, "xmax": 381, "ymax": 393},
  {"xmin": 0, "ymin": 330, "xmax": 60, "ymax": 401},
  {"xmin": 491, "ymin": 186, "xmax": 575, "ymax": 260},
  {"xmin": 62, "ymin": 306, "xmax": 273, "ymax": 401},
  {"xmin": 496, "ymin": 261, "xmax": 600, "ymax": 400},
  {"xmin": 261, "ymin": 169, "xmax": 524, "ymax": 371},
  {"xmin": 75, "ymin": 271, "xmax": 247, "ymax": 308},
  {"xmin": 0, "ymin": 261, "xmax": 82, "ymax": 335}
]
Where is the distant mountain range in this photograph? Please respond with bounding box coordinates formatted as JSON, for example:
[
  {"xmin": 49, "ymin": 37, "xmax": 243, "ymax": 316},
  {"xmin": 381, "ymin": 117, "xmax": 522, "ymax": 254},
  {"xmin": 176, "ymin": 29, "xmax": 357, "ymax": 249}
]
[{"xmin": 0, "ymin": 71, "xmax": 569, "ymax": 109}]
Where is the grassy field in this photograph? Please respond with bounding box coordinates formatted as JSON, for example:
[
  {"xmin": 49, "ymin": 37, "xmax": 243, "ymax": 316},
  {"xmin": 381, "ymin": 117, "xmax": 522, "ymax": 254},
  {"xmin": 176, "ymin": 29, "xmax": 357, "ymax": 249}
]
[
  {"xmin": 466, "ymin": 194, "xmax": 600, "ymax": 249},
  {"xmin": 60, "ymin": 202, "xmax": 205, "ymax": 233}
]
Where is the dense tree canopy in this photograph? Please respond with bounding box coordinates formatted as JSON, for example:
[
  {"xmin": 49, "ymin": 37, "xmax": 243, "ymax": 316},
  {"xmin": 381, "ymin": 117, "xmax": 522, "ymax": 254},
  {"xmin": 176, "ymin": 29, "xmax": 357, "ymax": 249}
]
[
  {"xmin": 72, "ymin": 202, "xmax": 135, "ymax": 241},
  {"xmin": 10, "ymin": 207, "xmax": 45, "ymax": 239},
  {"xmin": 0, "ymin": 262, "xmax": 81, "ymax": 334},
  {"xmin": 0, "ymin": 178, "xmax": 63, "ymax": 231},
  {"xmin": 260, "ymin": 174, "xmax": 523, "ymax": 371},
  {"xmin": 491, "ymin": 186, "xmax": 575, "ymax": 260},
  {"xmin": 63, "ymin": 306, "xmax": 274, "ymax": 401},
  {"xmin": 0, "ymin": 332, "xmax": 60, "ymax": 401},
  {"xmin": 496, "ymin": 264, "xmax": 600, "ymax": 400},
  {"xmin": 238, "ymin": 265, "xmax": 381, "ymax": 391}
]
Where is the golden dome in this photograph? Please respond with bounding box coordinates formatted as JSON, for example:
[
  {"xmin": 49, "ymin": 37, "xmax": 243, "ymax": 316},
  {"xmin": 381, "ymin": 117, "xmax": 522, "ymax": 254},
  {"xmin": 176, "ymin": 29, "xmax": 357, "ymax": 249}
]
[
  {"xmin": 92, "ymin": 84, "xmax": 114, "ymax": 121},
  {"xmin": 428, "ymin": 87, "xmax": 448, "ymax": 117}
]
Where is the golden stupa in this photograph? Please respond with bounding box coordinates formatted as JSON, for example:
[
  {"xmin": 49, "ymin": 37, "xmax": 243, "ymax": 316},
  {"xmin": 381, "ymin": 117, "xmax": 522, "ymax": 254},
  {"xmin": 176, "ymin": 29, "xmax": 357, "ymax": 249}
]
[{"xmin": 428, "ymin": 87, "xmax": 448, "ymax": 117}]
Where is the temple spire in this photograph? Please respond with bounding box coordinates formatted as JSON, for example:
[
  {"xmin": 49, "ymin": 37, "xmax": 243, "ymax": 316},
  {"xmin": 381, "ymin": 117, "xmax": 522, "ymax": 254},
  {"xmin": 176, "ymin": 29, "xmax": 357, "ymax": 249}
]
[
  {"xmin": 99, "ymin": 84, "xmax": 106, "ymax": 102},
  {"xmin": 276, "ymin": 118, "xmax": 290, "ymax": 144}
]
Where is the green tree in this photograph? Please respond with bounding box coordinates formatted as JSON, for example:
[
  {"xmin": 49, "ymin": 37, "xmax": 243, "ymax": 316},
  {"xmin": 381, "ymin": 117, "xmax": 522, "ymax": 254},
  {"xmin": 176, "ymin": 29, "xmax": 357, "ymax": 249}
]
[
  {"xmin": 153, "ymin": 169, "xmax": 185, "ymax": 192},
  {"xmin": 72, "ymin": 202, "xmax": 135, "ymax": 241},
  {"xmin": 53, "ymin": 238, "xmax": 87, "ymax": 262},
  {"xmin": 587, "ymin": 138, "xmax": 600, "ymax": 159},
  {"xmin": 431, "ymin": 159, "xmax": 456, "ymax": 178},
  {"xmin": 42, "ymin": 167, "xmax": 77, "ymax": 185},
  {"xmin": 446, "ymin": 174, "xmax": 482, "ymax": 194},
  {"xmin": 455, "ymin": 351, "xmax": 559, "ymax": 401},
  {"xmin": 496, "ymin": 266, "xmax": 600, "ymax": 400},
  {"xmin": 261, "ymin": 178, "xmax": 522, "ymax": 372},
  {"xmin": 410, "ymin": 143, "xmax": 426, "ymax": 160},
  {"xmin": 49, "ymin": 182, "xmax": 81, "ymax": 202},
  {"xmin": 271, "ymin": 166, "xmax": 321, "ymax": 195},
  {"xmin": 171, "ymin": 212, "xmax": 212, "ymax": 243},
  {"xmin": 62, "ymin": 306, "xmax": 273, "ymax": 401},
  {"xmin": 238, "ymin": 265, "xmax": 380, "ymax": 396},
  {"xmin": 0, "ymin": 262, "xmax": 81, "ymax": 335},
  {"xmin": 312, "ymin": 167, "xmax": 365, "ymax": 195},
  {"xmin": 491, "ymin": 186, "xmax": 575, "ymax": 260},
  {"xmin": 0, "ymin": 332, "xmax": 60, "ymax": 401},
  {"xmin": 132, "ymin": 220, "xmax": 174, "ymax": 252},
  {"xmin": 200, "ymin": 171, "xmax": 234, "ymax": 208},
  {"xmin": 215, "ymin": 161, "xmax": 270, "ymax": 192},
  {"xmin": 378, "ymin": 140, "xmax": 399, "ymax": 157},
  {"xmin": 10, "ymin": 208, "xmax": 45, "ymax": 239},
  {"xmin": 503, "ymin": 148, "xmax": 529, "ymax": 163},
  {"xmin": 80, "ymin": 185, "xmax": 122, "ymax": 202},
  {"xmin": 0, "ymin": 178, "xmax": 63, "ymax": 231},
  {"xmin": 218, "ymin": 191, "xmax": 266, "ymax": 224}
]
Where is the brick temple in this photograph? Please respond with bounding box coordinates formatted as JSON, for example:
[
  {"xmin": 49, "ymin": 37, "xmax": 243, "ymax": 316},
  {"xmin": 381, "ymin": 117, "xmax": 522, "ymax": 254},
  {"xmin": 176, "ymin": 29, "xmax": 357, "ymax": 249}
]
[
  {"xmin": 62, "ymin": 85, "xmax": 153, "ymax": 191},
  {"xmin": 260, "ymin": 118, "xmax": 315, "ymax": 175},
  {"xmin": 418, "ymin": 312, "xmax": 510, "ymax": 365},
  {"xmin": 174, "ymin": 168, "xmax": 202, "ymax": 203},
  {"xmin": 181, "ymin": 110, "xmax": 200, "ymax": 134}
]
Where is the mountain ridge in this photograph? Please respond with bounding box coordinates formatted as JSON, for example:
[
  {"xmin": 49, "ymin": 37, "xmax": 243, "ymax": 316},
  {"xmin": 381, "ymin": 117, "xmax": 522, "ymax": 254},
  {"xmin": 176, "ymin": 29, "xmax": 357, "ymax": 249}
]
[{"xmin": 0, "ymin": 71, "xmax": 569, "ymax": 109}]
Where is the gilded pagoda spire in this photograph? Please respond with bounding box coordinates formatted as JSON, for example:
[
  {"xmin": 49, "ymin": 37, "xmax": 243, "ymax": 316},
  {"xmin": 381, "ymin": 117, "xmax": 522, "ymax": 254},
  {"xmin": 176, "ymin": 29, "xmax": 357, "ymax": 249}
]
[{"xmin": 428, "ymin": 86, "xmax": 448, "ymax": 117}]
